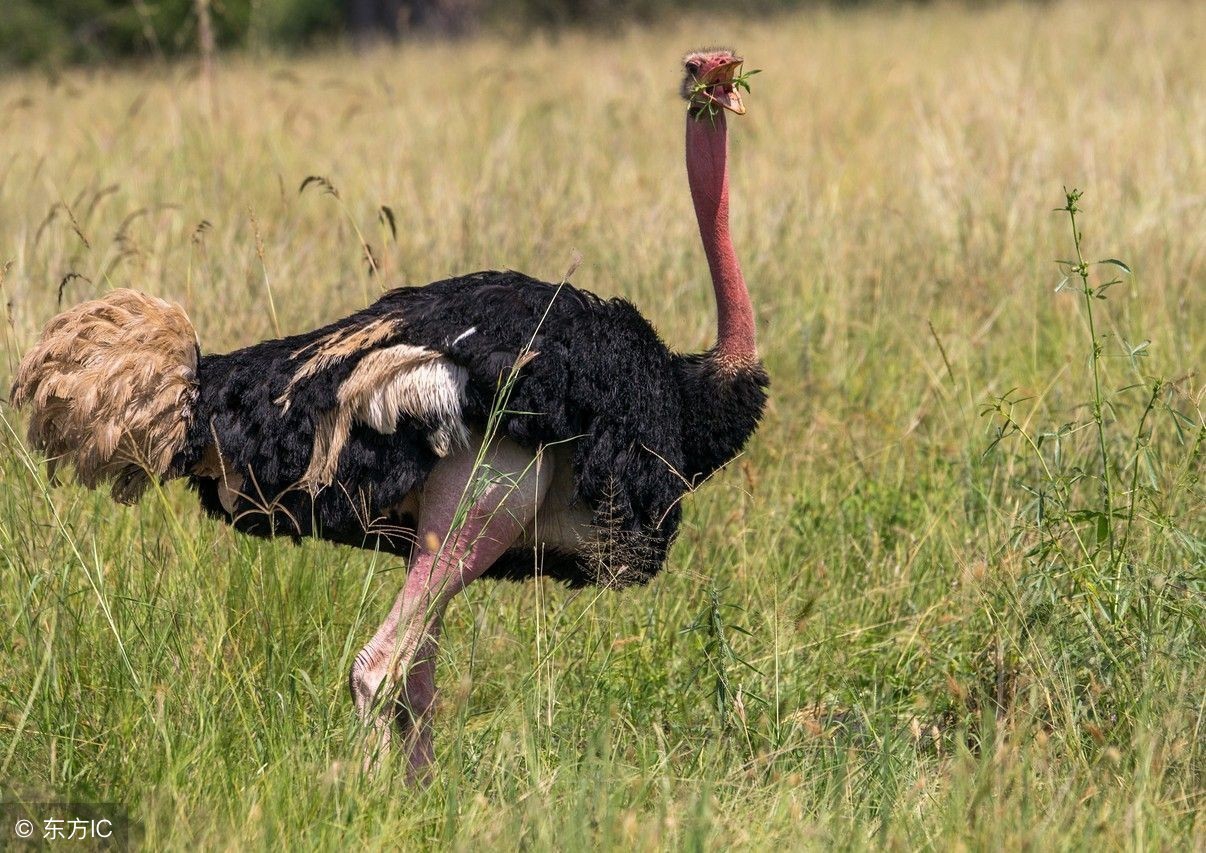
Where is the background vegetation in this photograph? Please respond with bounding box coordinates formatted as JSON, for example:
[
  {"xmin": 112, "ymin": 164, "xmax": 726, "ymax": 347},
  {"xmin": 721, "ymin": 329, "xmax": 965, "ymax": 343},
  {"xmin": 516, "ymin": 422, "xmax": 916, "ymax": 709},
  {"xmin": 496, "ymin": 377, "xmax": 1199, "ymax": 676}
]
[
  {"xmin": 0, "ymin": 0, "xmax": 1202, "ymax": 848},
  {"xmin": 2, "ymin": 0, "xmax": 991, "ymax": 69}
]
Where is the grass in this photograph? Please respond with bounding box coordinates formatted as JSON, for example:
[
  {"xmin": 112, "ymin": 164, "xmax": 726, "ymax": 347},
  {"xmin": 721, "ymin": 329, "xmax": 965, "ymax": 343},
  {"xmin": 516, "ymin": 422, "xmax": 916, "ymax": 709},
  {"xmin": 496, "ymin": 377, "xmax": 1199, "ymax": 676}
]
[{"xmin": 0, "ymin": 0, "xmax": 1203, "ymax": 848}]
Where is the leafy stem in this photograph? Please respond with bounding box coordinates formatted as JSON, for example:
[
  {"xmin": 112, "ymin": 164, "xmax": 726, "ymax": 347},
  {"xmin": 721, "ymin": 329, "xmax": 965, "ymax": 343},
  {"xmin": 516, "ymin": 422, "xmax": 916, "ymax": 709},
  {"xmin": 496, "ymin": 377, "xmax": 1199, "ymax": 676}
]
[{"xmin": 1059, "ymin": 187, "xmax": 1118, "ymax": 570}]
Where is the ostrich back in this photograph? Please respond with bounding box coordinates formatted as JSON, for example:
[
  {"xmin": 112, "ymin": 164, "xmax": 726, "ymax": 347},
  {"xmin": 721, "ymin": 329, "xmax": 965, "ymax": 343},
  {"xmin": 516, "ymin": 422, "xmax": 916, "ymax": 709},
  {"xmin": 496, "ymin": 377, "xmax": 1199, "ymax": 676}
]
[{"xmin": 177, "ymin": 271, "xmax": 700, "ymax": 587}]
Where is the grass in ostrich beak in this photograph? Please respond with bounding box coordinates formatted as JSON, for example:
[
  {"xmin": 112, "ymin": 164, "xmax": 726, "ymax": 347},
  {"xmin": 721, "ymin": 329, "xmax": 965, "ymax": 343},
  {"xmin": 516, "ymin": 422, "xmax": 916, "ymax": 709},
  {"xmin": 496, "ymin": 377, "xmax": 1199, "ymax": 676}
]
[{"xmin": 690, "ymin": 63, "xmax": 761, "ymax": 119}]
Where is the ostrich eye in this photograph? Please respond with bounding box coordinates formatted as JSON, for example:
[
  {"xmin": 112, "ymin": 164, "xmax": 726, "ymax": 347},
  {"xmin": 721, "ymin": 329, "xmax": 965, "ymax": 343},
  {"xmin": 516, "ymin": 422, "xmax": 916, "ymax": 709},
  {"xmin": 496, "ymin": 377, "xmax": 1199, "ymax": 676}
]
[{"xmin": 686, "ymin": 61, "xmax": 700, "ymax": 75}]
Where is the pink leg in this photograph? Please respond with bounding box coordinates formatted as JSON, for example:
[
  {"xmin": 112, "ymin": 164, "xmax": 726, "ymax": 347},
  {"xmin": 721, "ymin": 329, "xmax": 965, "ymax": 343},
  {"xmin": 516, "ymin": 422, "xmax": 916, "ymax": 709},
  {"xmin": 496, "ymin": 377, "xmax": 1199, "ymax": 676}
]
[{"xmin": 349, "ymin": 436, "xmax": 550, "ymax": 780}]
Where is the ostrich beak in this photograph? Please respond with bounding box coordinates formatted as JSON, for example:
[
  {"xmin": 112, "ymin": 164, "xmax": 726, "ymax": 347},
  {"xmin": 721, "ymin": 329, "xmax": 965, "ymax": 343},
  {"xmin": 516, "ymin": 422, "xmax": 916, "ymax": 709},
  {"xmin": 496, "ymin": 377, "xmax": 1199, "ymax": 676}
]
[{"xmin": 701, "ymin": 59, "xmax": 746, "ymax": 115}]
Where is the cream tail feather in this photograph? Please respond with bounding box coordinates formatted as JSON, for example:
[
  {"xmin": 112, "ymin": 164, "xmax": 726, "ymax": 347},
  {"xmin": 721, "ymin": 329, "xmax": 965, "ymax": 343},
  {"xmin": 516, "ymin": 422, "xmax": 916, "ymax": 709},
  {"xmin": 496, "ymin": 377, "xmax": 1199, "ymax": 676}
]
[{"xmin": 10, "ymin": 289, "xmax": 199, "ymax": 504}]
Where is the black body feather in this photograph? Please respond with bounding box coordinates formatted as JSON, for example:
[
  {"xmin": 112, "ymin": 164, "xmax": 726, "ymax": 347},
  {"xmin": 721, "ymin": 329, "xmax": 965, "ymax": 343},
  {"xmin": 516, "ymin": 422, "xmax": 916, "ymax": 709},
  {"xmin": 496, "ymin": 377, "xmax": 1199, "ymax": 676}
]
[{"xmin": 174, "ymin": 271, "xmax": 768, "ymax": 587}]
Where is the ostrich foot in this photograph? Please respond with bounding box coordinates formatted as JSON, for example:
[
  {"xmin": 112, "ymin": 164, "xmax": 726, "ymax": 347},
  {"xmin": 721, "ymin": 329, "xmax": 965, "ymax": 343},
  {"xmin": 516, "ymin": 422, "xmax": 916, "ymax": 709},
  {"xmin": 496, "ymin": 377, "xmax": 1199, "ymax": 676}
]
[
  {"xmin": 350, "ymin": 649, "xmax": 394, "ymax": 773},
  {"xmin": 351, "ymin": 635, "xmax": 437, "ymax": 780}
]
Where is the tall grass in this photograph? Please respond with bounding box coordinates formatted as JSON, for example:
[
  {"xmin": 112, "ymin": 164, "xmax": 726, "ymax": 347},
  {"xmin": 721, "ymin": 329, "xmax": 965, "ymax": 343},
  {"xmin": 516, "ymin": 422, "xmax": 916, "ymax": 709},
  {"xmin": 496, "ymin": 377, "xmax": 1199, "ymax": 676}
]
[{"xmin": 0, "ymin": 0, "xmax": 1202, "ymax": 848}]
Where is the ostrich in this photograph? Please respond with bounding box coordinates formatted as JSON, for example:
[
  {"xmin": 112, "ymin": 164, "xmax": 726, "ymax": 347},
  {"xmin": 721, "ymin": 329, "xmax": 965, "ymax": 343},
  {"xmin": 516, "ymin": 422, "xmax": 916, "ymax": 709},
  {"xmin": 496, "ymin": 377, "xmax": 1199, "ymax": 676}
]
[{"xmin": 12, "ymin": 49, "xmax": 767, "ymax": 776}]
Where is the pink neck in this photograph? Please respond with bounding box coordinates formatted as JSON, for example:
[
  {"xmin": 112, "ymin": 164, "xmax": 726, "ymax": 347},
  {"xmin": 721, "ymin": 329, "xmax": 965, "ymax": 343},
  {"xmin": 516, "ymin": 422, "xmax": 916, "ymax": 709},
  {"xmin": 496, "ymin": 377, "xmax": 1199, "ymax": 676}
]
[{"xmin": 686, "ymin": 111, "xmax": 757, "ymax": 366}]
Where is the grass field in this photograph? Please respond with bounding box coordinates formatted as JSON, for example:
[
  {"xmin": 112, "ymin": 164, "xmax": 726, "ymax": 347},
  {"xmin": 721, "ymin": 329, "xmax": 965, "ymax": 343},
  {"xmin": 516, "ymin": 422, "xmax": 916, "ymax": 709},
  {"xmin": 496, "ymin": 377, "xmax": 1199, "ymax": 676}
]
[{"xmin": 1, "ymin": 0, "xmax": 1203, "ymax": 848}]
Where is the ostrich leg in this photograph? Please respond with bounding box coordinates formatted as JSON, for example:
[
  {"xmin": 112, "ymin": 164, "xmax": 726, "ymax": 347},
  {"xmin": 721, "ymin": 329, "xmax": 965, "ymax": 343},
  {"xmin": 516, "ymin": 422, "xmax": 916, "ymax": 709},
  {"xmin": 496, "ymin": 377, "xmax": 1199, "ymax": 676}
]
[{"xmin": 350, "ymin": 437, "xmax": 551, "ymax": 779}]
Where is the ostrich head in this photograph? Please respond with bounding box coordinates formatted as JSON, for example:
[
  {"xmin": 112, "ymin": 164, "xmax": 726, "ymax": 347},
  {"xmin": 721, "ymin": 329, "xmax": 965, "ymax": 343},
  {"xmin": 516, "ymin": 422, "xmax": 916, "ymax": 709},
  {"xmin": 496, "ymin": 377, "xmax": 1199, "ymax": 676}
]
[{"xmin": 681, "ymin": 49, "xmax": 748, "ymax": 118}]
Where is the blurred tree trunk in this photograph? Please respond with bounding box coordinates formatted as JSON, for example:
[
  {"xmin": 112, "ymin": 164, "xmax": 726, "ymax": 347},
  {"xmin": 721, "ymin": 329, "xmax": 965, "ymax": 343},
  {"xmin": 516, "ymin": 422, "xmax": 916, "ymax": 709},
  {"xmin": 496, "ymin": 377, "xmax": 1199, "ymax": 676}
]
[
  {"xmin": 409, "ymin": 0, "xmax": 478, "ymax": 36},
  {"xmin": 348, "ymin": 0, "xmax": 402, "ymax": 41},
  {"xmin": 195, "ymin": 0, "xmax": 216, "ymax": 116},
  {"xmin": 346, "ymin": 0, "xmax": 476, "ymax": 42}
]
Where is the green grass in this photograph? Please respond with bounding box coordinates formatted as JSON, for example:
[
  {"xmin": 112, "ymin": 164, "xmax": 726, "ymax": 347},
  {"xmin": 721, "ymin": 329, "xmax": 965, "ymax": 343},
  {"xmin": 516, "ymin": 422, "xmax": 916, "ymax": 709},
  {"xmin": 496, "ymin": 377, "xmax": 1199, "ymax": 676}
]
[{"xmin": 0, "ymin": 0, "xmax": 1203, "ymax": 848}]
